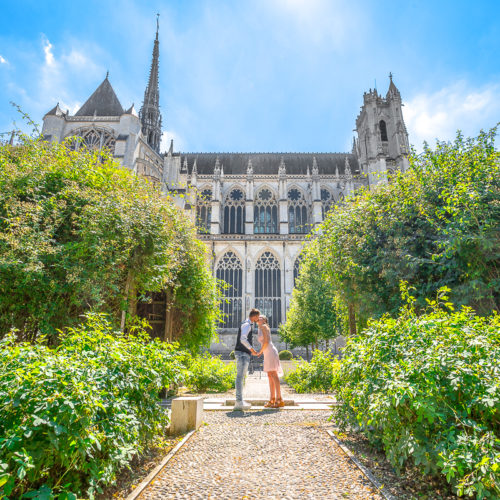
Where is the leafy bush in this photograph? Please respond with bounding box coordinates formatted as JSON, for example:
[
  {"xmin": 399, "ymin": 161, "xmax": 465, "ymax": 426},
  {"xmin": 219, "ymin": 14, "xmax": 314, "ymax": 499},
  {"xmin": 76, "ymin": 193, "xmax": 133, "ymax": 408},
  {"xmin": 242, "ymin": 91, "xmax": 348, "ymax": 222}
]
[
  {"xmin": 285, "ymin": 350, "xmax": 339, "ymax": 393},
  {"xmin": 0, "ymin": 314, "xmax": 184, "ymax": 499},
  {"xmin": 279, "ymin": 350, "xmax": 293, "ymax": 360},
  {"xmin": 183, "ymin": 353, "xmax": 236, "ymax": 393},
  {"xmin": 333, "ymin": 286, "xmax": 500, "ymax": 498},
  {"xmin": 229, "ymin": 350, "xmax": 235, "ymax": 360},
  {"xmin": 0, "ymin": 136, "xmax": 220, "ymax": 349}
]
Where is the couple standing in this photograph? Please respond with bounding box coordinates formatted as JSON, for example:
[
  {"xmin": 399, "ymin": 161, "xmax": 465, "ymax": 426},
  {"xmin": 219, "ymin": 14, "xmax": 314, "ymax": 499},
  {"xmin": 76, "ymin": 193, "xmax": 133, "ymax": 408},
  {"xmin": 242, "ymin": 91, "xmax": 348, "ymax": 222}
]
[{"xmin": 233, "ymin": 308, "xmax": 284, "ymax": 410}]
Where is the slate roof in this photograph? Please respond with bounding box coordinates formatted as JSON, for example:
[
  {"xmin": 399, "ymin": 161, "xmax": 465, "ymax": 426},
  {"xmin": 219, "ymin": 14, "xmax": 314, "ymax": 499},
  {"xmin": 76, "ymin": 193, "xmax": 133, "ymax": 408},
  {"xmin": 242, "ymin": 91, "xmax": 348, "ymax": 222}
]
[
  {"xmin": 182, "ymin": 152, "xmax": 358, "ymax": 176},
  {"xmin": 75, "ymin": 76, "xmax": 124, "ymax": 117}
]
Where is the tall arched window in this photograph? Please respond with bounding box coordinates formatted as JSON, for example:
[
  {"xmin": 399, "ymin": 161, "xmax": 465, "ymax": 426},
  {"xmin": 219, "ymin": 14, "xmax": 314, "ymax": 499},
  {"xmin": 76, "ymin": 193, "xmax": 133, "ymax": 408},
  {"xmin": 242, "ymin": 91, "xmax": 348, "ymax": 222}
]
[
  {"xmin": 216, "ymin": 251, "xmax": 243, "ymax": 328},
  {"xmin": 379, "ymin": 120, "xmax": 388, "ymax": 142},
  {"xmin": 321, "ymin": 188, "xmax": 334, "ymax": 220},
  {"xmin": 255, "ymin": 251, "xmax": 281, "ymax": 329},
  {"xmin": 288, "ymin": 188, "xmax": 309, "ymax": 234},
  {"xmin": 68, "ymin": 127, "xmax": 116, "ymax": 154},
  {"xmin": 254, "ymin": 188, "xmax": 278, "ymax": 234},
  {"xmin": 293, "ymin": 257, "xmax": 302, "ymax": 287},
  {"xmin": 223, "ymin": 188, "xmax": 245, "ymax": 234},
  {"xmin": 196, "ymin": 189, "xmax": 212, "ymax": 234}
]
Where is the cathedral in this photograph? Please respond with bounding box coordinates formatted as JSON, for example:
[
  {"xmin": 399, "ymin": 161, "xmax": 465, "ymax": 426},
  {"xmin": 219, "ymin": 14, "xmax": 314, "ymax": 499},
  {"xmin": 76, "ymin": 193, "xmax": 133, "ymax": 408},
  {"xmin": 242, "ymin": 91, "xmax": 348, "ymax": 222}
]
[{"xmin": 41, "ymin": 22, "xmax": 410, "ymax": 354}]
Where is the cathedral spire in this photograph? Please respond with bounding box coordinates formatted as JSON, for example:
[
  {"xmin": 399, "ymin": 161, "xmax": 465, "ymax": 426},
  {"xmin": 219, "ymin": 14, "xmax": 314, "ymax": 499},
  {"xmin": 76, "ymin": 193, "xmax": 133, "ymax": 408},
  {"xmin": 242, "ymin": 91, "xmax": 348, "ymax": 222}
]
[
  {"xmin": 140, "ymin": 14, "xmax": 162, "ymax": 153},
  {"xmin": 386, "ymin": 72, "xmax": 401, "ymax": 100}
]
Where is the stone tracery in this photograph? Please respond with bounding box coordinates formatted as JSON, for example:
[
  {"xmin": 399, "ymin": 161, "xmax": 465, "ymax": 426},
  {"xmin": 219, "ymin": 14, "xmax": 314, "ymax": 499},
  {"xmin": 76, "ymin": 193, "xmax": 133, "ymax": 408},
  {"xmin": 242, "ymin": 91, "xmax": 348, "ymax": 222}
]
[{"xmin": 254, "ymin": 188, "xmax": 278, "ymax": 234}]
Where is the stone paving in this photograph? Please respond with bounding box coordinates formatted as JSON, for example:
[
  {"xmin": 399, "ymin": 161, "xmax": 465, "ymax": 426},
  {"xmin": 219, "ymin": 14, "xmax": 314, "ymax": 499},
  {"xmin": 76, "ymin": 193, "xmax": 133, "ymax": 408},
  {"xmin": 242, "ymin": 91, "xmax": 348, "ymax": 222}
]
[{"xmin": 138, "ymin": 410, "xmax": 384, "ymax": 500}]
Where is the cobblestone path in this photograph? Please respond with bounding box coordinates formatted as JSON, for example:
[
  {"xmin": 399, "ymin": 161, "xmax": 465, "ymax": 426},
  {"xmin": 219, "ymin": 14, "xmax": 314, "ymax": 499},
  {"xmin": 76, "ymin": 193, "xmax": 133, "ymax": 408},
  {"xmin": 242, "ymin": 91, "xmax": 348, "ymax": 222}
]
[{"xmin": 139, "ymin": 410, "xmax": 383, "ymax": 500}]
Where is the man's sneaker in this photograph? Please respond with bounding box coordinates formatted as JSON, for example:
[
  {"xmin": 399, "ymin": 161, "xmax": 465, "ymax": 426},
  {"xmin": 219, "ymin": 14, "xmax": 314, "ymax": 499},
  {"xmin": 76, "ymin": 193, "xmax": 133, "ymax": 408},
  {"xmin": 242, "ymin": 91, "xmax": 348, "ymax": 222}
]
[{"xmin": 233, "ymin": 400, "xmax": 251, "ymax": 411}]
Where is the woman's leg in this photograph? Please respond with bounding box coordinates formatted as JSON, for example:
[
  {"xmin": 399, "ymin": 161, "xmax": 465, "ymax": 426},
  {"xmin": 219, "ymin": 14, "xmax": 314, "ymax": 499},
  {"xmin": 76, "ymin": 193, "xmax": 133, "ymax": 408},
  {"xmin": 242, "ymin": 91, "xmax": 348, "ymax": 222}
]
[
  {"xmin": 272, "ymin": 372, "xmax": 282, "ymax": 400},
  {"xmin": 267, "ymin": 371, "xmax": 275, "ymax": 401}
]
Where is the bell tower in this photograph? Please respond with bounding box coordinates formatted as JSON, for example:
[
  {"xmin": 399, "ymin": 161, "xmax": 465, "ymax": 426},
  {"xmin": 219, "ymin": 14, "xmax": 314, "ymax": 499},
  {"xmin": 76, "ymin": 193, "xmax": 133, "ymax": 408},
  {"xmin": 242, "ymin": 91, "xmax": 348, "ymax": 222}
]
[
  {"xmin": 139, "ymin": 14, "xmax": 162, "ymax": 153},
  {"xmin": 355, "ymin": 74, "xmax": 410, "ymax": 185}
]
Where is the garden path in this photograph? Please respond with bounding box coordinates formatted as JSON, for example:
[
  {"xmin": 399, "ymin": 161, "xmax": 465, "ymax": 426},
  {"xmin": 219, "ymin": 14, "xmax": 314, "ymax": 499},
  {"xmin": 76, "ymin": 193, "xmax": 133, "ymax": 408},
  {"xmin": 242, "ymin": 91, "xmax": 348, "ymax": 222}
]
[{"xmin": 137, "ymin": 409, "xmax": 383, "ymax": 499}]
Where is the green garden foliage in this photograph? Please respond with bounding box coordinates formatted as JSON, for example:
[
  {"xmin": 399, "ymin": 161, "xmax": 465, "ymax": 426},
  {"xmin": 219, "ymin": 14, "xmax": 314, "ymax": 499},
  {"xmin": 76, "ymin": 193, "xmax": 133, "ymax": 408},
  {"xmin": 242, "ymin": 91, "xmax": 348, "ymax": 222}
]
[
  {"xmin": 0, "ymin": 314, "xmax": 185, "ymax": 499},
  {"xmin": 181, "ymin": 352, "xmax": 236, "ymax": 393},
  {"xmin": 319, "ymin": 127, "xmax": 500, "ymax": 324},
  {"xmin": 285, "ymin": 349, "xmax": 339, "ymax": 393},
  {"xmin": 333, "ymin": 286, "xmax": 500, "ymax": 498},
  {"xmin": 0, "ymin": 136, "xmax": 220, "ymax": 348},
  {"xmin": 278, "ymin": 349, "xmax": 293, "ymax": 360},
  {"xmin": 280, "ymin": 240, "xmax": 345, "ymax": 349}
]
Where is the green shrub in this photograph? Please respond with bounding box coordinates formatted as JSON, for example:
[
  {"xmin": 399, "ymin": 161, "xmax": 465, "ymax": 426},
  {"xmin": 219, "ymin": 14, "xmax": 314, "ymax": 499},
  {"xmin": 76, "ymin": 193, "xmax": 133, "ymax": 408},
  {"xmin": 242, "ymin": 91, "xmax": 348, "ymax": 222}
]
[
  {"xmin": 183, "ymin": 353, "xmax": 236, "ymax": 393},
  {"xmin": 285, "ymin": 350, "xmax": 339, "ymax": 393},
  {"xmin": 333, "ymin": 286, "xmax": 500, "ymax": 499},
  {"xmin": 279, "ymin": 350, "xmax": 293, "ymax": 360},
  {"xmin": 0, "ymin": 313, "xmax": 184, "ymax": 499},
  {"xmin": 229, "ymin": 350, "xmax": 235, "ymax": 360}
]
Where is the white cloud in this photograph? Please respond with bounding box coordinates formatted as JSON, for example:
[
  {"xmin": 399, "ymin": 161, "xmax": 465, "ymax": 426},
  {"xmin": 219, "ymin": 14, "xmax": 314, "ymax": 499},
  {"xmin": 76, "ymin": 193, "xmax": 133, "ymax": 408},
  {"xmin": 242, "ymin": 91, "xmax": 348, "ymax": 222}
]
[
  {"xmin": 37, "ymin": 35, "xmax": 104, "ymax": 118},
  {"xmin": 0, "ymin": 55, "xmax": 8, "ymax": 65},
  {"xmin": 405, "ymin": 81, "xmax": 500, "ymax": 150},
  {"xmin": 161, "ymin": 130, "xmax": 185, "ymax": 154},
  {"xmin": 265, "ymin": 0, "xmax": 364, "ymax": 50},
  {"xmin": 42, "ymin": 36, "xmax": 55, "ymax": 67}
]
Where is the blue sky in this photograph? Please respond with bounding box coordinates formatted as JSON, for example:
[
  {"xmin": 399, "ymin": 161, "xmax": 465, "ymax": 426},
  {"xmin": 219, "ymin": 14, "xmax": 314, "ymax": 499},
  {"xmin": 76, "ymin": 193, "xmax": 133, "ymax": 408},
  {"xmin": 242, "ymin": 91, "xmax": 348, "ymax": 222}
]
[{"xmin": 1, "ymin": 0, "xmax": 499, "ymax": 153}]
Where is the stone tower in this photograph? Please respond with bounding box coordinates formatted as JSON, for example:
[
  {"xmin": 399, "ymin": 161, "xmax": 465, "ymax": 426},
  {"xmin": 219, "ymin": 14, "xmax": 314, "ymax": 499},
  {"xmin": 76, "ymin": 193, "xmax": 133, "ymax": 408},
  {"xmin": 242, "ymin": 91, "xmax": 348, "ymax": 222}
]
[
  {"xmin": 139, "ymin": 15, "xmax": 162, "ymax": 153},
  {"xmin": 355, "ymin": 74, "xmax": 410, "ymax": 185}
]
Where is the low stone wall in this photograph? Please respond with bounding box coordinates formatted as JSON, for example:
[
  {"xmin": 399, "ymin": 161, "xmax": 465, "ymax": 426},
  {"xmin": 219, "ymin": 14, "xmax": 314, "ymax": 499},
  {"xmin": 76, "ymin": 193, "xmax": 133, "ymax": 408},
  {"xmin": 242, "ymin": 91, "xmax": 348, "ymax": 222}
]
[
  {"xmin": 209, "ymin": 332, "xmax": 346, "ymax": 360},
  {"xmin": 209, "ymin": 331, "xmax": 308, "ymax": 359}
]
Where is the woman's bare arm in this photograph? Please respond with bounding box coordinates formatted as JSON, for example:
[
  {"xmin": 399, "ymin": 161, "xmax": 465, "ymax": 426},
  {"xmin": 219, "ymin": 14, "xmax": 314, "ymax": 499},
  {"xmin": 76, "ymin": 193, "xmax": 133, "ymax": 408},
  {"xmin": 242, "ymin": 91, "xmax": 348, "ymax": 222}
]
[{"xmin": 256, "ymin": 326, "xmax": 270, "ymax": 355}]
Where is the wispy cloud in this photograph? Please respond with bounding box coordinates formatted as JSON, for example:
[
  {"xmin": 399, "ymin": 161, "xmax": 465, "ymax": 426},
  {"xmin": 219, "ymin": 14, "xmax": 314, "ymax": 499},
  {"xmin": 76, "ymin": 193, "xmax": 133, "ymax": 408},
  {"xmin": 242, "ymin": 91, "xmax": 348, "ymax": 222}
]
[
  {"xmin": 0, "ymin": 55, "xmax": 8, "ymax": 65},
  {"xmin": 39, "ymin": 34, "xmax": 103, "ymax": 116},
  {"xmin": 266, "ymin": 0, "xmax": 365, "ymax": 50},
  {"xmin": 405, "ymin": 81, "xmax": 500, "ymax": 149}
]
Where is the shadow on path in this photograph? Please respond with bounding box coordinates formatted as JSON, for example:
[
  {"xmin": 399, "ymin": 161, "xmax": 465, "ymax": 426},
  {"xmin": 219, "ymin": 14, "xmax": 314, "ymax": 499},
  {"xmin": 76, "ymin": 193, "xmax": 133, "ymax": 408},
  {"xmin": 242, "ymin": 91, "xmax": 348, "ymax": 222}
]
[{"xmin": 225, "ymin": 409, "xmax": 279, "ymax": 418}]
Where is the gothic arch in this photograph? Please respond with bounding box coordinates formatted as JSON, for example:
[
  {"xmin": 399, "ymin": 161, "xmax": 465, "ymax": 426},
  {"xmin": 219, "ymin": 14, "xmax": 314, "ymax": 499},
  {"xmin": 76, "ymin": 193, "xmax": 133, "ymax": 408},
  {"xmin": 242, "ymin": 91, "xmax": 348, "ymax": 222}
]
[
  {"xmin": 287, "ymin": 186, "xmax": 309, "ymax": 234},
  {"xmin": 216, "ymin": 250, "xmax": 243, "ymax": 328},
  {"xmin": 66, "ymin": 126, "xmax": 116, "ymax": 154},
  {"xmin": 254, "ymin": 250, "xmax": 281, "ymax": 329},
  {"xmin": 254, "ymin": 186, "xmax": 278, "ymax": 234},
  {"xmin": 196, "ymin": 187, "xmax": 212, "ymax": 234},
  {"xmin": 215, "ymin": 246, "xmax": 245, "ymax": 268},
  {"xmin": 320, "ymin": 186, "xmax": 334, "ymax": 220},
  {"xmin": 293, "ymin": 255, "xmax": 302, "ymax": 287},
  {"xmin": 379, "ymin": 120, "xmax": 388, "ymax": 142},
  {"xmin": 223, "ymin": 186, "xmax": 245, "ymax": 234}
]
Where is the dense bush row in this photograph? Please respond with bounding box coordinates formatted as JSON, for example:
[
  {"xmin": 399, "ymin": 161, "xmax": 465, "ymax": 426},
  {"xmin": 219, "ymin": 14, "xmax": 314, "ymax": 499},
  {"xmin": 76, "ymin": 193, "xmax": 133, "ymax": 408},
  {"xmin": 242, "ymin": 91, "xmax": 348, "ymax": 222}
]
[
  {"xmin": 0, "ymin": 136, "xmax": 219, "ymax": 349},
  {"xmin": 182, "ymin": 352, "xmax": 236, "ymax": 392},
  {"xmin": 285, "ymin": 350, "xmax": 338, "ymax": 393},
  {"xmin": 333, "ymin": 288, "xmax": 500, "ymax": 498},
  {"xmin": 0, "ymin": 314, "xmax": 237, "ymax": 499},
  {"xmin": 0, "ymin": 314, "xmax": 185, "ymax": 499}
]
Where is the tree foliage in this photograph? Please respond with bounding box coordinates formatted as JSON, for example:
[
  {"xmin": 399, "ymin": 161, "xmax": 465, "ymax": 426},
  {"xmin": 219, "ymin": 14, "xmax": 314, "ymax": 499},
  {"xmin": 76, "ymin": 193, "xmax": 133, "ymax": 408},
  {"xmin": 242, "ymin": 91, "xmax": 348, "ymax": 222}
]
[
  {"xmin": 280, "ymin": 240, "xmax": 345, "ymax": 349},
  {"xmin": 333, "ymin": 286, "xmax": 500, "ymax": 498},
  {"xmin": 318, "ymin": 127, "xmax": 500, "ymax": 324},
  {"xmin": 0, "ymin": 135, "xmax": 220, "ymax": 348}
]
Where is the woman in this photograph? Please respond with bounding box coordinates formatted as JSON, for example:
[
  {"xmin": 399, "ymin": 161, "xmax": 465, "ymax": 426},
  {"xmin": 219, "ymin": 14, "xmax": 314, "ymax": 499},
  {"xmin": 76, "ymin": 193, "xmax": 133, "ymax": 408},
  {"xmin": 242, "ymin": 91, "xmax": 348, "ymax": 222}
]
[{"xmin": 253, "ymin": 315, "xmax": 284, "ymax": 408}]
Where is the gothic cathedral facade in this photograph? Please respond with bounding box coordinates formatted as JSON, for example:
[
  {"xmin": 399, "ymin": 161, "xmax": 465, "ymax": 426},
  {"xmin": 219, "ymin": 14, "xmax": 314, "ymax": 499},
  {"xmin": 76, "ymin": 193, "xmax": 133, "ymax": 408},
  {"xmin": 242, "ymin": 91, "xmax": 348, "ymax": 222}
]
[{"xmin": 41, "ymin": 24, "xmax": 410, "ymax": 354}]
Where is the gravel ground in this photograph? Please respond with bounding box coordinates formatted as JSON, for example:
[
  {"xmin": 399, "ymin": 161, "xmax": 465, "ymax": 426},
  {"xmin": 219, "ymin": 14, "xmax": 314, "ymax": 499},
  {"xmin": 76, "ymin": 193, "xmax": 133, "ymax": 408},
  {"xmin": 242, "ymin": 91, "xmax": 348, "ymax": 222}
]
[
  {"xmin": 138, "ymin": 410, "xmax": 383, "ymax": 500},
  {"xmin": 337, "ymin": 432, "xmax": 458, "ymax": 500}
]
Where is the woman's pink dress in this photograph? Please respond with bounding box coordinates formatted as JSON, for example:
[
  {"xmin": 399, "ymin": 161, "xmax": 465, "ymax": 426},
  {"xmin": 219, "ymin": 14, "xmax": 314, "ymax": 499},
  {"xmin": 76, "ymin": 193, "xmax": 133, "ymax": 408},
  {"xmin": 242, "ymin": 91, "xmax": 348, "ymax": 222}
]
[{"xmin": 258, "ymin": 328, "xmax": 284, "ymax": 377}]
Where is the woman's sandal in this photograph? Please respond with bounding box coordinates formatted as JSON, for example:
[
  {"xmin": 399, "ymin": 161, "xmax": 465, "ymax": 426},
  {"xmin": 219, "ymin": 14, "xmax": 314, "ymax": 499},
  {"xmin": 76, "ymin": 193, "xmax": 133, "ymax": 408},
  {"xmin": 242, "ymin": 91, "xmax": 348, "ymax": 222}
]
[
  {"xmin": 264, "ymin": 399, "xmax": 276, "ymax": 408},
  {"xmin": 273, "ymin": 398, "xmax": 285, "ymax": 408}
]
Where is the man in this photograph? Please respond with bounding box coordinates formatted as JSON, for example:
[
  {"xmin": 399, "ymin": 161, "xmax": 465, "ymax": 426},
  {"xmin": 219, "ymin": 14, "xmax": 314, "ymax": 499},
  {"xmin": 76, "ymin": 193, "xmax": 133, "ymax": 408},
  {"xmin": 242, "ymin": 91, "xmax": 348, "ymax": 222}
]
[{"xmin": 233, "ymin": 308, "xmax": 260, "ymax": 410}]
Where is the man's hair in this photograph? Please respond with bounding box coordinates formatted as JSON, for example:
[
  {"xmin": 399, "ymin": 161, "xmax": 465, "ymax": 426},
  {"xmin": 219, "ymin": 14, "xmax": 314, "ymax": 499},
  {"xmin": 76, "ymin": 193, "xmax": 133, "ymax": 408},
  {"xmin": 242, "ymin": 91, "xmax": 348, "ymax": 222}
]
[{"xmin": 249, "ymin": 308, "xmax": 260, "ymax": 319}]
